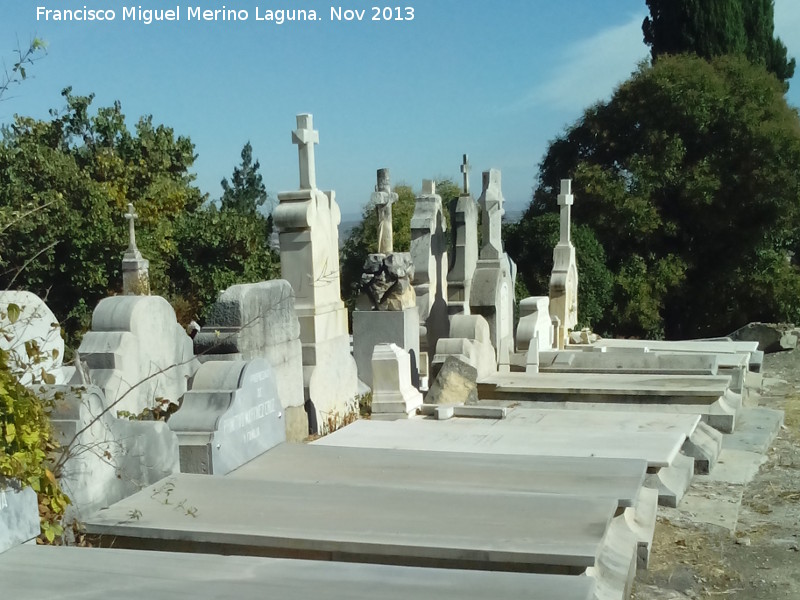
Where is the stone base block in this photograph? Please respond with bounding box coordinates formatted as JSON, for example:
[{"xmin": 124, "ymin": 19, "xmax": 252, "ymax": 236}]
[
  {"xmin": 683, "ymin": 421, "xmax": 723, "ymax": 474},
  {"xmin": 644, "ymin": 453, "xmax": 695, "ymax": 507},
  {"xmin": 352, "ymin": 308, "xmax": 420, "ymax": 388}
]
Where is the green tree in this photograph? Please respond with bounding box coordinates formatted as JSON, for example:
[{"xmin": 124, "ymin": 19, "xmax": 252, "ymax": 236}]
[
  {"xmin": 220, "ymin": 141, "xmax": 269, "ymax": 215},
  {"xmin": 643, "ymin": 0, "xmax": 795, "ymax": 85},
  {"xmin": 0, "ymin": 88, "xmax": 204, "ymax": 341},
  {"xmin": 519, "ymin": 54, "xmax": 800, "ymax": 339}
]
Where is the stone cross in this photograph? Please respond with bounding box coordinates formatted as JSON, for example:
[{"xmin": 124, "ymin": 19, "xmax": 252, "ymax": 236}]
[
  {"xmin": 291, "ymin": 113, "xmax": 319, "ymax": 190},
  {"xmin": 125, "ymin": 203, "xmax": 138, "ymax": 251},
  {"xmin": 558, "ymin": 179, "xmax": 574, "ymax": 244},
  {"xmin": 460, "ymin": 154, "xmax": 471, "ymax": 195},
  {"xmin": 422, "ymin": 179, "xmax": 436, "ymax": 195},
  {"xmin": 373, "ymin": 168, "xmax": 398, "ymax": 254}
]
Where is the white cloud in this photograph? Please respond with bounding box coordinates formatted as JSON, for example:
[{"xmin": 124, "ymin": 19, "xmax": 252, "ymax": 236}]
[{"xmin": 511, "ymin": 13, "xmax": 649, "ymax": 115}]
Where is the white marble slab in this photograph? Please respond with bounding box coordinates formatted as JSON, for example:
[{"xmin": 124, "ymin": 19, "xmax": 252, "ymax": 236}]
[
  {"xmin": 231, "ymin": 442, "xmax": 647, "ymax": 508},
  {"xmin": 0, "ymin": 545, "xmax": 596, "ymax": 600},
  {"xmin": 83, "ymin": 473, "xmax": 618, "ymax": 574},
  {"xmin": 315, "ymin": 418, "xmax": 684, "ymax": 468}
]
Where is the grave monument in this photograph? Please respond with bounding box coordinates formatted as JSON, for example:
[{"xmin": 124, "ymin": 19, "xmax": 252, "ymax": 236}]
[
  {"xmin": 549, "ymin": 179, "xmax": 579, "ymax": 348},
  {"xmin": 273, "ymin": 114, "xmax": 358, "ymax": 433}
]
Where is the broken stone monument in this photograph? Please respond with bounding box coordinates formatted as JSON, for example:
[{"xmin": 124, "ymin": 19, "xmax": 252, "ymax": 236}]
[
  {"xmin": 411, "ymin": 180, "xmax": 450, "ymax": 370},
  {"xmin": 370, "ymin": 343, "xmax": 423, "ymax": 419},
  {"xmin": 121, "ymin": 203, "xmax": 150, "ymax": 296},
  {"xmin": 426, "ymin": 355, "xmax": 479, "ymax": 406},
  {"xmin": 352, "ymin": 169, "xmax": 420, "ymax": 389},
  {"xmin": 549, "ymin": 179, "xmax": 579, "ymax": 348},
  {"xmin": 469, "ymin": 170, "xmax": 516, "ymax": 370},
  {"xmin": 192, "ymin": 280, "xmax": 306, "ymax": 441},
  {"xmin": 447, "ymin": 155, "xmax": 479, "ymax": 316},
  {"xmin": 273, "ymin": 113, "xmax": 358, "ymax": 433},
  {"xmin": 168, "ymin": 358, "xmax": 285, "ymax": 475}
]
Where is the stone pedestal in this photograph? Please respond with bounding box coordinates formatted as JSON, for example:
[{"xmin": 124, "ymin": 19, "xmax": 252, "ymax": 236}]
[
  {"xmin": 352, "ymin": 308, "xmax": 419, "ymax": 388},
  {"xmin": 371, "ymin": 344, "xmax": 423, "ymax": 419}
]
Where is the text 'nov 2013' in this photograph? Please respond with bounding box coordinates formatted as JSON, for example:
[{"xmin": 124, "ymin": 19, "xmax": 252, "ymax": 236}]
[{"xmin": 34, "ymin": 6, "xmax": 417, "ymax": 25}]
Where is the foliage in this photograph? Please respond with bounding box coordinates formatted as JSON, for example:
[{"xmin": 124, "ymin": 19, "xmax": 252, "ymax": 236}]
[
  {"xmin": 0, "ymin": 338, "xmax": 69, "ymax": 542},
  {"xmin": 0, "ymin": 91, "xmax": 279, "ymax": 336},
  {"xmin": 168, "ymin": 203, "xmax": 278, "ymax": 321},
  {"xmin": 643, "ymin": 0, "xmax": 795, "ymax": 86},
  {"xmin": 522, "ymin": 54, "xmax": 800, "ymax": 338},
  {"xmin": 220, "ymin": 141, "xmax": 269, "ymax": 215},
  {"xmin": 0, "ymin": 38, "xmax": 46, "ymax": 101},
  {"xmin": 505, "ymin": 213, "xmax": 613, "ymax": 333},
  {"xmin": 0, "ymin": 88, "xmax": 204, "ymax": 342}
]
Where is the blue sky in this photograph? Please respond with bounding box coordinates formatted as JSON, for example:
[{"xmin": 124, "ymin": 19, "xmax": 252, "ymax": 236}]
[{"xmin": 1, "ymin": 1, "xmax": 799, "ymax": 218}]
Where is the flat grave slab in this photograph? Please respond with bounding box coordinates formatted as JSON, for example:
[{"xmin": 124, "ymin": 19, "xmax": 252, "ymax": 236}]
[
  {"xmin": 502, "ymin": 407, "xmax": 701, "ymax": 436},
  {"xmin": 477, "ymin": 373, "xmax": 737, "ymax": 432},
  {"xmin": 583, "ymin": 339, "xmax": 762, "ymax": 371},
  {"xmin": 513, "ymin": 350, "xmax": 719, "ymax": 376},
  {"xmin": 83, "ymin": 473, "xmax": 618, "ymax": 575},
  {"xmin": 479, "ymin": 372, "xmax": 731, "ymax": 400},
  {"xmin": 231, "ymin": 442, "xmax": 647, "ymax": 508},
  {"xmin": 315, "ymin": 418, "xmax": 683, "ymax": 468},
  {"xmin": 0, "ymin": 545, "xmax": 596, "ymax": 600}
]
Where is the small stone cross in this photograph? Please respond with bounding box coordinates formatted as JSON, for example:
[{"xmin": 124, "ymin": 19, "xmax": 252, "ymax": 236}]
[
  {"xmin": 125, "ymin": 202, "xmax": 138, "ymax": 251},
  {"xmin": 460, "ymin": 154, "xmax": 471, "ymax": 195},
  {"xmin": 557, "ymin": 179, "xmax": 574, "ymax": 244},
  {"xmin": 292, "ymin": 113, "xmax": 319, "ymax": 190}
]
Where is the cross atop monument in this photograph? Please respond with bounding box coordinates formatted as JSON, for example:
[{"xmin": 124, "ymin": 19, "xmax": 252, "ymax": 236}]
[
  {"xmin": 124, "ymin": 202, "xmax": 138, "ymax": 251},
  {"xmin": 292, "ymin": 113, "xmax": 319, "ymax": 190},
  {"xmin": 372, "ymin": 168, "xmax": 399, "ymax": 254},
  {"xmin": 460, "ymin": 154, "xmax": 471, "ymax": 195},
  {"xmin": 557, "ymin": 179, "xmax": 574, "ymax": 244}
]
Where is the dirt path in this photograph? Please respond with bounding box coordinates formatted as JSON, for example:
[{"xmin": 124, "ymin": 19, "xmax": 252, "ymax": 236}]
[{"xmin": 633, "ymin": 350, "xmax": 800, "ymax": 599}]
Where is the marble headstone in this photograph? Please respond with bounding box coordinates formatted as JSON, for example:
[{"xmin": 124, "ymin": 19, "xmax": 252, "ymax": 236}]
[{"xmin": 169, "ymin": 358, "xmax": 285, "ymax": 475}]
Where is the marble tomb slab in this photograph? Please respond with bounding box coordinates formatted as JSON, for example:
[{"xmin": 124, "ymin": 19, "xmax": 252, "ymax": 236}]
[
  {"xmin": 0, "ymin": 545, "xmax": 597, "ymax": 600},
  {"xmin": 477, "ymin": 373, "xmax": 738, "ymax": 432},
  {"xmin": 231, "ymin": 442, "xmax": 647, "ymax": 508},
  {"xmin": 83, "ymin": 473, "xmax": 618, "ymax": 575}
]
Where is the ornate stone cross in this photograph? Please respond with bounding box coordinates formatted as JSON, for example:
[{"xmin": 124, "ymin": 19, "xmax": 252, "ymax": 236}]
[
  {"xmin": 460, "ymin": 154, "xmax": 471, "ymax": 195},
  {"xmin": 292, "ymin": 113, "xmax": 319, "ymax": 190},
  {"xmin": 557, "ymin": 179, "xmax": 574, "ymax": 244},
  {"xmin": 124, "ymin": 202, "xmax": 138, "ymax": 251},
  {"xmin": 373, "ymin": 168, "xmax": 399, "ymax": 255}
]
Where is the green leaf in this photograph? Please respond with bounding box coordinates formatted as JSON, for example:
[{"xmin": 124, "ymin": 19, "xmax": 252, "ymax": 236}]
[
  {"xmin": 5, "ymin": 422, "xmax": 16, "ymax": 443},
  {"xmin": 6, "ymin": 303, "xmax": 20, "ymax": 324}
]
